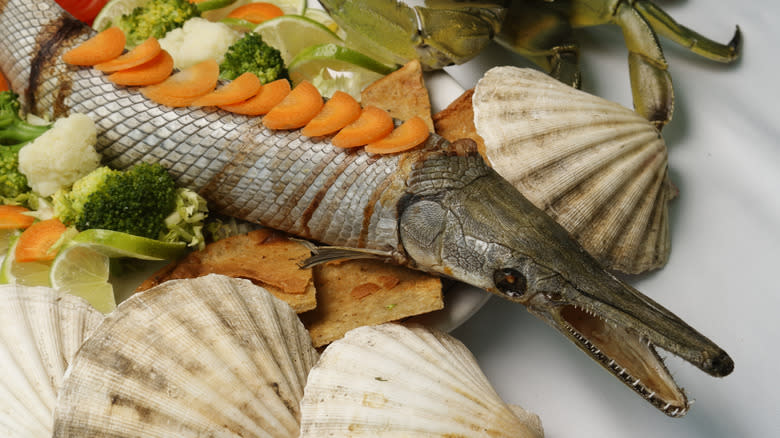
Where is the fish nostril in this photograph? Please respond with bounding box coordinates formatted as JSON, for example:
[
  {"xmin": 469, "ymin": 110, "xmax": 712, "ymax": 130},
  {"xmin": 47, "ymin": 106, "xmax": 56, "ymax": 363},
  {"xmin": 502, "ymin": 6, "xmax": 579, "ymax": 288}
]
[{"xmin": 707, "ymin": 350, "xmax": 735, "ymax": 377}]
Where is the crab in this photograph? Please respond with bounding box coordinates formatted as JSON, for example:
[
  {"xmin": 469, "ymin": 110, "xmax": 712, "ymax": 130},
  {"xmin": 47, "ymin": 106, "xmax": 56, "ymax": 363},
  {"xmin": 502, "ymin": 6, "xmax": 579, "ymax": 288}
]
[{"xmin": 318, "ymin": 0, "xmax": 740, "ymax": 130}]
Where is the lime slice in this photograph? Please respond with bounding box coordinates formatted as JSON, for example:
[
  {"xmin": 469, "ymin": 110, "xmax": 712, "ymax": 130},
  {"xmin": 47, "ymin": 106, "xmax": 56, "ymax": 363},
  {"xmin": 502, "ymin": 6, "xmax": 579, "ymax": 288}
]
[
  {"xmin": 253, "ymin": 14, "xmax": 342, "ymax": 65},
  {"xmin": 288, "ymin": 43, "xmax": 395, "ymax": 98},
  {"xmin": 66, "ymin": 229, "xmax": 188, "ymax": 260},
  {"xmin": 303, "ymin": 8, "xmax": 343, "ymax": 37},
  {"xmin": 92, "ymin": 0, "xmax": 147, "ymax": 31},
  {"xmin": 0, "ymin": 229, "xmax": 18, "ymax": 267},
  {"xmin": 0, "ymin": 234, "xmax": 52, "ymax": 287},
  {"xmin": 203, "ymin": 0, "xmax": 307, "ymax": 21},
  {"xmin": 50, "ymin": 245, "xmax": 115, "ymax": 314}
]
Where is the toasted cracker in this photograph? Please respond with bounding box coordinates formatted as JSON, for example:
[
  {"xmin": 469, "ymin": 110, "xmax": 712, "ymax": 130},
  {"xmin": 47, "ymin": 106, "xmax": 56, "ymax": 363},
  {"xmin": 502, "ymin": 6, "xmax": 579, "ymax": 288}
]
[
  {"xmin": 361, "ymin": 59, "xmax": 434, "ymax": 131},
  {"xmin": 432, "ymin": 88, "xmax": 487, "ymax": 159},
  {"xmin": 136, "ymin": 229, "xmax": 317, "ymax": 313},
  {"xmin": 300, "ymin": 259, "xmax": 443, "ymax": 347}
]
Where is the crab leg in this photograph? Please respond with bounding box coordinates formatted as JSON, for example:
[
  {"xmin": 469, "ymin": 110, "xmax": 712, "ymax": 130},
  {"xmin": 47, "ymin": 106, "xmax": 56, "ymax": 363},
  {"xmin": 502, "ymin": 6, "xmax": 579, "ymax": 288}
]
[
  {"xmin": 493, "ymin": 1, "xmax": 581, "ymax": 88},
  {"xmin": 633, "ymin": 0, "xmax": 740, "ymax": 63}
]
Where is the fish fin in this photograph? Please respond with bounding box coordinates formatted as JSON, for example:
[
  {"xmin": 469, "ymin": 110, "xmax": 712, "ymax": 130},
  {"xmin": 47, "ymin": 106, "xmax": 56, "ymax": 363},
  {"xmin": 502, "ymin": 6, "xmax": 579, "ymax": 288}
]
[{"xmin": 298, "ymin": 243, "xmax": 397, "ymax": 269}]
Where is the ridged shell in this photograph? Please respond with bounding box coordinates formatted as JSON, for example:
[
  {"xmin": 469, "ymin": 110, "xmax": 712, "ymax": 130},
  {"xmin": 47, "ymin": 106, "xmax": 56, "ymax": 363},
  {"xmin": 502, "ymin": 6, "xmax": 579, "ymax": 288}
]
[
  {"xmin": 473, "ymin": 66, "xmax": 675, "ymax": 274},
  {"xmin": 299, "ymin": 323, "xmax": 544, "ymax": 437},
  {"xmin": 52, "ymin": 274, "xmax": 319, "ymax": 437},
  {"xmin": 0, "ymin": 285, "xmax": 103, "ymax": 437}
]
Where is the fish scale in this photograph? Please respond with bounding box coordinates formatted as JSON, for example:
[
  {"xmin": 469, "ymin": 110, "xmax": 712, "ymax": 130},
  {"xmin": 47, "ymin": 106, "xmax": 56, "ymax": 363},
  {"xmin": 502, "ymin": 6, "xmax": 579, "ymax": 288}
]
[{"xmin": 0, "ymin": 0, "xmax": 736, "ymax": 418}]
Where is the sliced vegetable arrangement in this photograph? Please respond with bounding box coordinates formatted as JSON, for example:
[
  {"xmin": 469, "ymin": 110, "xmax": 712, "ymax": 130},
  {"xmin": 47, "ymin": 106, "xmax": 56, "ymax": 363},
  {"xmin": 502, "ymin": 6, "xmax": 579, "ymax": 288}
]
[
  {"xmin": 0, "ymin": 87, "xmax": 207, "ymax": 311},
  {"xmin": 0, "ymin": 1, "xmax": 418, "ymax": 312},
  {"xmin": 63, "ymin": 24, "xmax": 430, "ymax": 155},
  {"xmin": 90, "ymin": 0, "xmax": 397, "ymax": 98}
]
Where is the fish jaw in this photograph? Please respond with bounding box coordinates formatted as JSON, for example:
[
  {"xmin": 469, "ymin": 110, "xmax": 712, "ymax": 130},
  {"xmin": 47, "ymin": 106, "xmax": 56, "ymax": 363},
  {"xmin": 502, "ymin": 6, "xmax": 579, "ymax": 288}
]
[
  {"xmin": 398, "ymin": 143, "xmax": 732, "ymax": 416},
  {"xmin": 532, "ymin": 295, "xmax": 691, "ymax": 417}
]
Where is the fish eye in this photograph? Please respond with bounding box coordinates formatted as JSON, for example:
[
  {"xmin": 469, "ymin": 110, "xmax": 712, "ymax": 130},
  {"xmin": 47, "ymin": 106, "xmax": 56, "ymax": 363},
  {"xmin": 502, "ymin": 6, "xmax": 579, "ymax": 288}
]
[{"xmin": 493, "ymin": 268, "xmax": 527, "ymax": 298}]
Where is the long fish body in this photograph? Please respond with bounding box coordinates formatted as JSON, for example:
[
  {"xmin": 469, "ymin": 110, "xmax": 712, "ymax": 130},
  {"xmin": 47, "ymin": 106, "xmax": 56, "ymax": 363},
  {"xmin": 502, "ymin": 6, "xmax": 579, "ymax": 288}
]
[{"xmin": 0, "ymin": 0, "xmax": 733, "ymax": 417}]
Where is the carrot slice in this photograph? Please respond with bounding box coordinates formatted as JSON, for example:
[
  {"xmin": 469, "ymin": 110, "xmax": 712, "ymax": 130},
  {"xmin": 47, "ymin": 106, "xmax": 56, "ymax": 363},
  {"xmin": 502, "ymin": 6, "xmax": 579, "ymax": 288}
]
[
  {"xmin": 0, "ymin": 71, "xmax": 8, "ymax": 92},
  {"xmin": 62, "ymin": 27, "xmax": 126, "ymax": 66},
  {"xmin": 302, "ymin": 91, "xmax": 362, "ymax": 137},
  {"xmin": 107, "ymin": 50, "xmax": 174, "ymax": 86},
  {"xmin": 141, "ymin": 59, "xmax": 219, "ymax": 107},
  {"xmin": 262, "ymin": 80, "xmax": 324, "ymax": 130},
  {"xmin": 364, "ymin": 116, "xmax": 430, "ymax": 154},
  {"xmin": 14, "ymin": 218, "xmax": 67, "ymax": 262},
  {"xmin": 331, "ymin": 106, "xmax": 394, "ymax": 148},
  {"xmin": 218, "ymin": 78, "xmax": 291, "ymax": 116},
  {"xmin": 143, "ymin": 59, "xmax": 219, "ymax": 98},
  {"xmin": 0, "ymin": 205, "xmax": 35, "ymax": 229},
  {"xmin": 191, "ymin": 72, "xmax": 262, "ymax": 107},
  {"xmin": 94, "ymin": 37, "xmax": 162, "ymax": 73},
  {"xmin": 227, "ymin": 2, "xmax": 284, "ymax": 23},
  {"xmin": 141, "ymin": 88, "xmax": 200, "ymax": 107}
]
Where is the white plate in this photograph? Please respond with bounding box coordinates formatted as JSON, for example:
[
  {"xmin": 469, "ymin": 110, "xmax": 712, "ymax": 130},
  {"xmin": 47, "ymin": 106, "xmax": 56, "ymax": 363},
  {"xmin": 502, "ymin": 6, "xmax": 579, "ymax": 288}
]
[{"xmin": 443, "ymin": 1, "xmax": 780, "ymax": 437}]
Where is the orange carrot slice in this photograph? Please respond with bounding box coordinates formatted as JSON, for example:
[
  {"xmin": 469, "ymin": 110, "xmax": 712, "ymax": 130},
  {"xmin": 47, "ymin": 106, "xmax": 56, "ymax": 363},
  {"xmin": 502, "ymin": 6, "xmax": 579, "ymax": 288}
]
[
  {"xmin": 191, "ymin": 72, "xmax": 262, "ymax": 107},
  {"xmin": 0, "ymin": 71, "xmax": 8, "ymax": 92},
  {"xmin": 141, "ymin": 59, "xmax": 219, "ymax": 107},
  {"xmin": 141, "ymin": 89, "xmax": 200, "ymax": 107},
  {"xmin": 262, "ymin": 80, "xmax": 324, "ymax": 130},
  {"xmin": 331, "ymin": 105, "xmax": 394, "ymax": 148},
  {"xmin": 94, "ymin": 37, "xmax": 162, "ymax": 73},
  {"xmin": 227, "ymin": 2, "xmax": 284, "ymax": 23},
  {"xmin": 364, "ymin": 116, "xmax": 430, "ymax": 154},
  {"xmin": 218, "ymin": 78, "xmax": 291, "ymax": 116},
  {"xmin": 107, "ymin": 50, "xmax": 174, "ymax": 86},
  {"xmin": 62, "ymin": 27, "xmax": 126, "ymax": 66},
  {"xmin": 0, "ymin": 205, "xmax": 35, "ymax": 229},
  {"xmin": 302, "ymin": 91, "xmax": 362, "ymax": 137},
  {"xmin": 14, "ymin": 218, "xmax": 67, "ymax": 262}
]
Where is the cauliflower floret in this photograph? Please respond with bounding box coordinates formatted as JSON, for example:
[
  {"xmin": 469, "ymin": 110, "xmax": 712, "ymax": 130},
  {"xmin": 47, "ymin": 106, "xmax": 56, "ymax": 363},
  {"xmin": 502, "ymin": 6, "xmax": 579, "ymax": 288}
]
[
  {"xmin": 159, "ymin": 17, "xmax": 242, "ymax": 70},
  {"xmin": 18, "ymin": 113, "xmax": 101, "ymax": 197}
]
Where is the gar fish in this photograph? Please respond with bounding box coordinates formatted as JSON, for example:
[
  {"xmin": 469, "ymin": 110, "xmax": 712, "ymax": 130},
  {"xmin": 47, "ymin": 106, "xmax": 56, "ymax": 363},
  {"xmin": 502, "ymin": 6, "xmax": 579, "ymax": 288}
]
[{"xmin": 0, "ymin": 0, "xmax": 733, "ymax": 417}]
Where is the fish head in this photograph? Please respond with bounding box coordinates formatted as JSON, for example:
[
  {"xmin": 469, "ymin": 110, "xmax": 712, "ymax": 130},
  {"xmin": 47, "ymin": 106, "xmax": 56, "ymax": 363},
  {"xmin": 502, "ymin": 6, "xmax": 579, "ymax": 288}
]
[{"xmin": 399, "ymin": 145, "xmax": 733, "ymax": 416}]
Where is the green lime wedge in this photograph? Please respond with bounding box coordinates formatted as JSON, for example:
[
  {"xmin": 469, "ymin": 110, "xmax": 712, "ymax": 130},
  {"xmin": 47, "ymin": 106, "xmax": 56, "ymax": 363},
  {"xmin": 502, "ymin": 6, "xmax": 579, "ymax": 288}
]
[
  {"xmin": 288, "ymin": 43, "xmax": 395, "ymax": 98},
  {"xmin": 66, "ymin": 229, "xmax": 188, "ymax": 260},
  {"xmin": 50, "ymin": 245, "xmax": 116, "ymax": 314},
  {"xmin": 253, "ymin": 14, "xmax": 342, "ymax": 65},
  {"xmin": 303, "ymin": 7, "xmax": 344, "ymax": 38},
  {"xmin": 0, "ymin": 234, "xmax": 52, "ymax": 287},
  {"xmin": 0, "ymin": 229, "xmax": 18, "ymax": 267}
]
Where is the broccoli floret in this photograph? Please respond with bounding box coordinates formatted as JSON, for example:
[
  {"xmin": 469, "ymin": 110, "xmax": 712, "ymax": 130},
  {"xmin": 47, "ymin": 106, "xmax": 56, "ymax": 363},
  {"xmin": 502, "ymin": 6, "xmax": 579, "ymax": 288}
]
[
  {"xmin": 0, "ymin": 91, "xmax": 51, "ymax": 201},
  {"xmin": 52, "ymin": 163, "xmax": 209, "ymax": 247},
  {"xmin": 117, "ymin": 0, "xmax": 200, "ymax": 47},
  {"xmin": 116, "ymin": 0, "xmax": 238, "ymax": 47},
  {"xmin": 0, "ymin": 91, "xmax": 50, "ymax": 146},
  {"xmin": 219, "ymin": 32, "xmax": 288, "ymax": 82},
  {"xmin": 0, "ymin": 144, "xmax": 29, "ymax": 198}
]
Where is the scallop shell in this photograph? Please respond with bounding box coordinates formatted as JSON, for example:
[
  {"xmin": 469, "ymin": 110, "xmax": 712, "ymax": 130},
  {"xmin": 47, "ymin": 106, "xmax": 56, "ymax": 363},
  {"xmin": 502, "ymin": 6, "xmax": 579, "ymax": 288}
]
[
  {"xmin": 0, "ymin": 285, "xmax": 103, "ymax": 437},
  {"xmin": 52, "ymin": 274, "xmax": 319, "ymax": 437},
  {"xmin": 299, "ymin": 322, "xmax": 544, "ymax": 437},
  {"xmin": 473, "ymin": 66, "xmax": 675, "ymax": 274}
]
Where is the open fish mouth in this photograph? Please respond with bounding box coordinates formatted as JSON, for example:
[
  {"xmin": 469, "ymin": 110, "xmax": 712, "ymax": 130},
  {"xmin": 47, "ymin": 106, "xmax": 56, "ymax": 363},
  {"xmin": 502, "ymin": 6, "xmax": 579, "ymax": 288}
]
[{"xmin": 554, "ymin": 303, "xmax": 729, "ymax": 417}]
